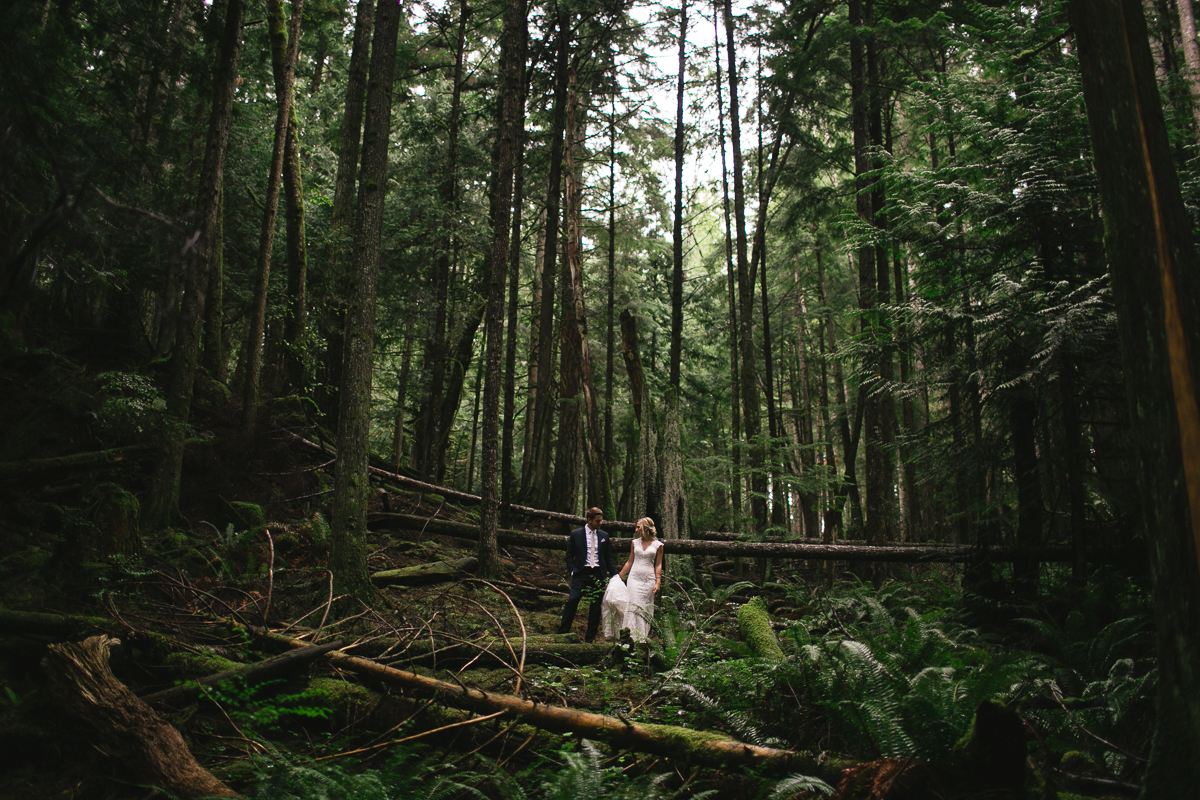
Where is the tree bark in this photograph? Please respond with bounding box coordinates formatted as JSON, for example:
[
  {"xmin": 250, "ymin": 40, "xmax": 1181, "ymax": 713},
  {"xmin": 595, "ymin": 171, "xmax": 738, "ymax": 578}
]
[
  {"xmin": 502, "ymin": 81, "xmax": 528, "ymax": 519},
  {"xmin": 1067, "ymin": 1, "xmax": 1200, "ymax": 791},
  {"xmin": 392, "ymin": 317, "xmax": 415, "ymax": 470},
  {"xmin": 43, "ymin": 636, "xmax": 240, "ymax": 798},
  {"xmin": 723, "ymin": 0, "xmax": 765, "ymax": 529},
  {"xmin": 521, "ymin": 14, "xmax": 571, "ymax": 504},
  {"xmin": 660, "ymin": 0, "xmax": 688, "ymax": 542},
  {"xmin": 329, "ymin": 0, "xmax": 401, "ymax": 602},
  {"xmin": 550, "ymin": 67, "xmax": 587, "ymax": 515},
  {"xmin": 282, "ymin": 100, "xmax": 308, "ymax": 392},
  {"xmin": 142, "ymin": 0, "xmax": 246, "ymax": 532},
  {"xmin": 1176, "ymin": 0, "xmax": 1200, "ymax": 134},
  {"xmin": 479, "ymin": 0, "xmax": 527, "ymax": 579},
  {"xmin": 315, "ymin": 0, "xmax": 376, "ymax": 429},
  {"xmin": 415, "ymin": 0, "xmax": 472, "ymax": 482},
  {"xmin": 714, "ymin": 2, "xmax": 742, "ymax": 528},
  {"xmin": 243, "ymin": 0, "xmax": 304, "ymax": 433}
]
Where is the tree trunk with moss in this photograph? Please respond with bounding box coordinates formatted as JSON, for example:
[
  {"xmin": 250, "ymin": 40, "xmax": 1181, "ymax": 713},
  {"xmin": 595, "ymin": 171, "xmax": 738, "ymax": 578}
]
[
  {"xmin": 242, "ymin": 0, "xmax": 304, "ymax": 433},
  {"xmin": 478, "ymin": 0, "xmax": 527, "ymax": 579},
  {"xmin": 1067, "ymin": 1, "xmax": 1200, "ymax": 793},
  {"xmin": 329, "ymin": 0, "xmax": 400, "ymax": 602},
  {"xmin": 142, "ymin": 0, "xmax": 246, "ymax": 533}
]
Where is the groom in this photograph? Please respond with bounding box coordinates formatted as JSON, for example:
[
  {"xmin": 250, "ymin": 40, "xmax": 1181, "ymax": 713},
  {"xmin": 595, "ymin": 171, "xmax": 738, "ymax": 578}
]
[{"xmin": 557, "ymin": 507, "xmax": 617, "ymax": 643}]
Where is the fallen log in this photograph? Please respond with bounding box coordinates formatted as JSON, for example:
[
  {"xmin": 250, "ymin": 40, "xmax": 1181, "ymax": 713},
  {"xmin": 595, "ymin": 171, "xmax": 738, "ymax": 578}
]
[
  {"xmin": 285, "ymin": 432, "xmax": 637, "ymax": 531},
  {"xmin": 388, "ymin": 637, "xmax": 611, "ymax": 669},
  {"xmin": 0, "ymin": 606, "xmax": 118, "ymax": 637},
  {"xmin": 372, "ymin": 556, "xmax": 480, "ymax": 586},
  {"xmin": 262, "ymin": 629, "xmax": 833, "ymax": 776},
  {"xmin": 139, "ymin": 640, "xmax": 344, "ymax": 707},
  {"xmin": 42, "ymin": 635, "xmax": 240, "ymax": 799},
  {"xmin": 0, "ymin": 439, "xmax": 210, "ymax": 481},
  {"xmin": 369, "ymin": 513, "xmax": 1129, "ymax": 564}
]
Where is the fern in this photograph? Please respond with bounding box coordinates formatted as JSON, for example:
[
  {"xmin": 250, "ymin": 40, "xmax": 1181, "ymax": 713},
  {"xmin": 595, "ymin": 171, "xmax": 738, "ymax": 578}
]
[{"xmin": 767, "ymin": 772, "xmax": 835, "ymax": 798}]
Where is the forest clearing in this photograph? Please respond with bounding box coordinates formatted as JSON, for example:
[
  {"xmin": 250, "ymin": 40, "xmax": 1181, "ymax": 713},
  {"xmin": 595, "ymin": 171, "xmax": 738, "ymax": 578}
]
[{"xmin": 1, "ymin": 0, "xmax": 1199, "ymax": 797}]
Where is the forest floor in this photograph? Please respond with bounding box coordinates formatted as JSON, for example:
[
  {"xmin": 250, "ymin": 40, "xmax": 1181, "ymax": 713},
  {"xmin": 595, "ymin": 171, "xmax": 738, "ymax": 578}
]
[{"xmin": 0, "ymin": 367, "xmax": 1148, "ymax": 800}]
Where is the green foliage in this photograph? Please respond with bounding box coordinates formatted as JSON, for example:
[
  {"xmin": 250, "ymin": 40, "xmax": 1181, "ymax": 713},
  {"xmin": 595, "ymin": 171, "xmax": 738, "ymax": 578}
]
[
  {"xmin": 205, "ymin": 677, "xmax": 332, "ymax": 734},
  {"xmin": 91, "ymin": 371, "xmax": 167, "ymax": 443},
  {"xmin": 780, "ymin": 580, "xmax": 1042, "ymax": 760},
  {"xmin": 241, "ymin": 745, "xmax": 489, "ymax": 800}
]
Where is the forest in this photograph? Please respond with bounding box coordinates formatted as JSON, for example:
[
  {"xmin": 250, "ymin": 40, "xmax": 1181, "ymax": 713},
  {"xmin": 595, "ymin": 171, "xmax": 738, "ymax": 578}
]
[{"xmin": 2, "ymin": 0, "xmax": 1200, "ymax": 797}]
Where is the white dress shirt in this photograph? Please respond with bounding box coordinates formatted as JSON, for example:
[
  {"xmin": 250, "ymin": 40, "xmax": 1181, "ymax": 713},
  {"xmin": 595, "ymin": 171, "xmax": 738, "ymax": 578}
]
[{"xmin": 585, "ymin": 524, "xmax": 599, "ymax": 568}]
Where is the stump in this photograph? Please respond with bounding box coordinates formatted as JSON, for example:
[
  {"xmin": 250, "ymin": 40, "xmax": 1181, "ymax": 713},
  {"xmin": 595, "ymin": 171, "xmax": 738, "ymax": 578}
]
[{"xmin": 42, "ymin": 635, "xmax": 240, "ymax": 798}]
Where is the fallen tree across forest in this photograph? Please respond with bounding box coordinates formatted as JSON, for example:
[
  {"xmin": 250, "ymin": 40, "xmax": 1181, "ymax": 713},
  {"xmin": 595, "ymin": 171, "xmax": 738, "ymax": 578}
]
[
  {"xmin": 285, "ymin": 432, "xmax": 637, "ymax": 530},
  {"xmin": 367, "ymin": 512, "xmax": 1132, "ymax": 564},
  {"xmin": 260, "ymin": 628, "xmax": 837, "ymax": 777}
]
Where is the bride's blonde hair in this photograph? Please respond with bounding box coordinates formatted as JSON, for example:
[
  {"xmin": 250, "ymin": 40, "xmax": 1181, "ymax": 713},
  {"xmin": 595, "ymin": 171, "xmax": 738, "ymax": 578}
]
[{"xmin": 637, "ymin": 517, "xmax": 658, "ymax": 541}]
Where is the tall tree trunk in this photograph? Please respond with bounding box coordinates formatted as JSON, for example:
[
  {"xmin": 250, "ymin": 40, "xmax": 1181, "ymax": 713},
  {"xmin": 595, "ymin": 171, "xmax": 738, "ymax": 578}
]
[
  {"xmin": 663, "ymin": 0, "xmax": 688, "ymax": 541},
  {"xmin": 1176, "ymin": 0, "xmax": 1200, "ymax": 134},
  {"xmin": 201, "ymin": 191, "xmax": 226, "ymax": 382},
  {"xmin": 480, "ymin": 0, "xmax": 527, "ymax": 576},
  {"xmin": 715, "ymin": 3, "xmax": 742, "ymax": 529},
  {"xmin": 522, "ymin": 208, "xmax": 546, "ymax": 479},
  {"xmin": 1068, "ymin": 2, "xmax": 1200, "ymax": 791},
  {"xmin": 869, "ymin": 42, "xmax": 897, "ymax": 546},
  {"xmin": 143, "ymin": 0, "xmax": 246, "ymax": 532},
  {"xmin": 795, "ymin": 286, "xmax": 819, "ymax": 538},
  {"xmin": 605, "ymin": 91, "xmax": 618, "ymax": 498},
  {"xmin": 392, "ymin": 317, "xmax": 415, "ymax": 470},
  {"xmin": 416, "ymin": 0, "xmax": 472, "ymax": 481},
  {"xmin": 723, "ymin": 0, "xmax": 765, "ymax": 529},
  {"xmin": 522, "ymin": 14, "xmax": 571, "ymax": 504},
  {"xmin": 329, "ymin": 0, "xmax": 400, "ymax": 602},
  {"xmin": 243, "ymin": 0, "xmax": 304, "ymax": 433},
  {"xmin": 1009, "ymin": 383, "xmax": 1043, "ymax": 594},
  {"xmin": 466, "ymin": 341, "xmax": 484, "ymax": 492},
  {"xmin": 314, "ymin": 0, "xmax": 375, "ymax": 430},
  {"xmin": 551, "ymin": 68, "xmax": 585, "ymax": 514},
  {"xmin": 851, "ymin": 0, "xmax": 883, "ymax": 557},
  {"xmin": 501, "ymin": 70, "xmax": 528, "ymax": 522},
  {"xmin": 283, "ymin": 101, "xmax": 308, "ymax": 392}
]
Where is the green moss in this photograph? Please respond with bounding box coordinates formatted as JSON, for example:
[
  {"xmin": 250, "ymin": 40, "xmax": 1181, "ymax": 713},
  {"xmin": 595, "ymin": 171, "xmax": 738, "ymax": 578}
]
[
  {"xmin": 228, "ymin": 502, "xmax": 265, "ymax": 528},
  {"xmin": 163, "ymin": 649, "xmax": 238, "ymax": 678},
  {"xmin": 308, "ymin": 677, "xmax": 378, "ymax": 711},
  {"xmin": 737, "ymin": 596, "xmax": 784, "ymax": 660}
]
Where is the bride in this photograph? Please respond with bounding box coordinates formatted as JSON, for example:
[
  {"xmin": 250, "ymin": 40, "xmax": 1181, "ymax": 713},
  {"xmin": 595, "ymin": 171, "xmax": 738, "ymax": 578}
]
[{"xmin": 616, "ymin": 517, "xmax": 664, "ymax": 641}]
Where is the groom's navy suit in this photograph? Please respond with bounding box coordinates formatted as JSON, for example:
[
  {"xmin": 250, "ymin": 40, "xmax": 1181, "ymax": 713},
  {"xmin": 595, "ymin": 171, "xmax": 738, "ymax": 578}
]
[{"xmin": 558, "ymin": 524, "xmax": 617, "ymax": 642}]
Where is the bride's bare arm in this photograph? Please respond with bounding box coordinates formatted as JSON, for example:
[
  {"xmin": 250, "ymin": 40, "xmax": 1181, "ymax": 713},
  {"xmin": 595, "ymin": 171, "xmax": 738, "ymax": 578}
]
[
  {"xmin": 618, "ymin": 541, "xmax": 635, "ymax": 580},
  {"xmin": 654, "ymin": 544, "xmax": 664, "ymax": 592}
]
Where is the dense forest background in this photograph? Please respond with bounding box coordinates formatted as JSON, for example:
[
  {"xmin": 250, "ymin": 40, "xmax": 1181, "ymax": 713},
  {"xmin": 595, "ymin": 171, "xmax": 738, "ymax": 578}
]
[{"xmin": 3, "ymin": 0, "xmax": 1200, "ymax": 797}]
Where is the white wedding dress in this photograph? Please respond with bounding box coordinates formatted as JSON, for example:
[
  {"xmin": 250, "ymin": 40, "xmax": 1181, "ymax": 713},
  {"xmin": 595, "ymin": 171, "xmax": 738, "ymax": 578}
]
[{"xmin": 624, "ymin": 539, "xmax": 662, "ymax": 641}]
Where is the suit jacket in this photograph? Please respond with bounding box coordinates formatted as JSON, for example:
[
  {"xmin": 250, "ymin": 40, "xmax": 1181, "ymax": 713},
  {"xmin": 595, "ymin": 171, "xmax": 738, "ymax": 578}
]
[{"xmin": 565, "ymin": 525, "xmax": 617, "ymax": 577}]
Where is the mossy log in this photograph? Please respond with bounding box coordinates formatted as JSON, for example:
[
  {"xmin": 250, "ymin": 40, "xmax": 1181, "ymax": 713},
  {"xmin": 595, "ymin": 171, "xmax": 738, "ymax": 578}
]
[
  {"xmin": 139, "ymin": 640, "xmax": 343, "ymax": 706},
  {"xmin": 372, "ymin": 556, "xmax": 480, "ymax": 585},
  {"xmin": 386, "ymin": 636, "xmax": 611, "ymax": 668},
  {"xmin": 263, "ymin": 630, "xmax": 832, "ymax": 776},
  {"xmin": 0, "ymin": 440, "xmax": 212, "ymax": 481},
  {"xmin": 737, "ymin": 597, "xmax": 784, "ymax": 660},
  {"xmin": 0, "ymin": 606, "xmax": 118, "ymax": 636},
  {"xmin": 369, "ymin": 513, "xmax": 1119, "ymax": 564},
  {"xmin": 42, "ymin": 635, "xmax": 240, "ymax": 798}
]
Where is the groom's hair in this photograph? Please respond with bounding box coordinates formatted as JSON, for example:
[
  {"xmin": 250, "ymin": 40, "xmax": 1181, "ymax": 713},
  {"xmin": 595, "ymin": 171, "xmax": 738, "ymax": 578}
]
[{"xmin": 586, "ymin": 507, "xmax": 603, "ymax": 521}]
